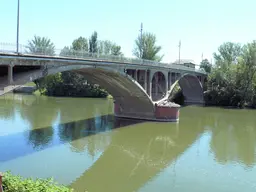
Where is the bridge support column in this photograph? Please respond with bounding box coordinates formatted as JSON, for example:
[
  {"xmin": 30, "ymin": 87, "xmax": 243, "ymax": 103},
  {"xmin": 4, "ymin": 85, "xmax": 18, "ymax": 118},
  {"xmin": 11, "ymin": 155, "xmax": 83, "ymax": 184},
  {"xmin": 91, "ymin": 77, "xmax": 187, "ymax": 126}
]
[
  {"xmin": 149, "ymin": 70, "xmax": 152, "ymax": 98},
  {"xmin": 155, "ymin": 72, "xmax": 158, "ymax": 97},
  {"xmin": 8, "ymin": 65, "xmax": 13, "ymax": 84},
  {"xmin": 164, "ymin": 72, "xmax": 168, "ymax": 95},
  {"xmin": 134, "ymin": 69, "xmax": 137, "ymax": 81},
  {"xmin": 144, "ymin": 70, "xmax": 147, "ymax": 92},
  {"xmin": 168, "ymin": 72, "xmax": 171, "ymax": 91}
]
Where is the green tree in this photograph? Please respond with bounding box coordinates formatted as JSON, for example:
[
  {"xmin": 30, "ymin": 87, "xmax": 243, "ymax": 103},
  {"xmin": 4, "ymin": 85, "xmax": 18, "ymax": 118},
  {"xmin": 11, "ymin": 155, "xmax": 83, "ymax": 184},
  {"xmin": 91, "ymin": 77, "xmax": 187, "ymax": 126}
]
[
  {"xmin": 60, "ymin": 46, "xmax": 73, "ymax": 57},
  {"xmin": 89, "ymin": 31, "xmax": 98, "ymax": 53},
  {"xmin": 111, "ymin": 44, "xmax": 122, "ymax": 56},
  {"xmin": 205, "ymin": 40, "xmax": 256, "ymax": 107},
  {"xmin": 98, "ymin": 40, "xmax": 123, "ymax": 56},
  {"xmin": 213, "ymin": 42, "xmax": 242, "ymax": 69},
  {"xmin": 200, "ymin": 59, "xmax": 212, "ymax": 73},
  {"xmin": 133, "ymin": 32, "xmax": 163, "ymax": 61},
  {"xmin": 26, "ymin": 36, "xmax": 55, "ymax": 56},
  {"xmin": 98, "ymin": 40, "xmax": 112, "ymax": 55},
  {"xmin": 237, "ymin": 41, "xmax": 256, "ymax": 105},
  {"xmin": 72, "ymin": 36, "xmax": 88, "ymax": 51}
]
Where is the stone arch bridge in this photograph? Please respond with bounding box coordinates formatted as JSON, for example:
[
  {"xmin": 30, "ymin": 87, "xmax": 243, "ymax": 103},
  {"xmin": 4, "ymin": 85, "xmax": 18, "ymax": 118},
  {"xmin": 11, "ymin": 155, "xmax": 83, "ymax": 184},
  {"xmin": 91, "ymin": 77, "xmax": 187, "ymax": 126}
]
[{"xmin": 0, "ymin": 53, "xmax": 206, "ymax": 121}]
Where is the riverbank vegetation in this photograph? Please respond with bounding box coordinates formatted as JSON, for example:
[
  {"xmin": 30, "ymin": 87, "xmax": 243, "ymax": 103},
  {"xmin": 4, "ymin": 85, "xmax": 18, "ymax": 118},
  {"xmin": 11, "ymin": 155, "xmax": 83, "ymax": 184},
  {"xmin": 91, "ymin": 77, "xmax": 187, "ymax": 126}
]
[
  {"xmin": 2, "ymin": 171, "xmax": 73, "ymax": 192},
  {"xmin": 34, "ymin": 71, "xmax": 108, "ymax": 98},
  {"xmin": 201, "ymin": 41, "xmax": 256, "ymax": 108}
]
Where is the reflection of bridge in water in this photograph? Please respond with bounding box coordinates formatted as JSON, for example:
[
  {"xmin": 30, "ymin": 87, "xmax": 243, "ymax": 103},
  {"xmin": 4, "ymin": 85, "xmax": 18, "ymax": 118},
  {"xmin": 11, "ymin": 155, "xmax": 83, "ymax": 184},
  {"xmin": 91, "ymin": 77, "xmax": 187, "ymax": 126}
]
[{"xmin": 71, "ymin": 116, "xmax": 204, "ymax": 192}]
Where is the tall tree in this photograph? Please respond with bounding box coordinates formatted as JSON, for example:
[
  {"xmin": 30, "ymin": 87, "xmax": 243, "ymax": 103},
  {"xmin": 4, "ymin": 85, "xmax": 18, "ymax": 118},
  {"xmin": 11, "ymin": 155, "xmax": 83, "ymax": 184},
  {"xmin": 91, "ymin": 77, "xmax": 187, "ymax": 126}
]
[
  {"xmin": 26, "ymin": 36, "xmax": 55, "ymax": 56},
  {"xmin": 72, "ymin": 36, "xmax": 88, "ymax": 51},
  {"xmin": 111, "ymin": 44, "xmax": 122, "ymax": 56},
  {"xmin": 237, "ymin": 41, "xmax": 256, "ymax": 105},
  {"xmin": 200, "ymin": 59, "xmax": 212, "ymax": 73},
  {"xmin": 60, "ymin": 46, "xmax": 73, "ymax": 57},
  {"xmin": 98, "ymin": 40, "xmax": 112, "ymax": 55},
  {"xmin": 98, "ymin": 40, "xmax": 123, "ymax": 56},
  {"xmin": 213, "ymin": 42, "xmax": 242, "ymax": 68},
  {"xmin": 89, "ymin": 31, "xmax": 98, "ymax": 53},
  {"xmin": 133, "ymin": 32, "xmax": 163, "ymax": 61}
]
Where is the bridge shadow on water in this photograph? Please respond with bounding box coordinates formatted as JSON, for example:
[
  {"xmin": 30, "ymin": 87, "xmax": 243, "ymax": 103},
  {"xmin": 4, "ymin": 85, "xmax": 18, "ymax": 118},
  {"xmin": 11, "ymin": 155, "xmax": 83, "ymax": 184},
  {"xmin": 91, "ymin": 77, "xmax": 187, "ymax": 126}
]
[
  {"xmin": 70, "ymin": 113, "xmax": 205, "ymax": 192},
  {"xmin": 0, "ymin": 115, "xmax": 144, "ymax": 163}
]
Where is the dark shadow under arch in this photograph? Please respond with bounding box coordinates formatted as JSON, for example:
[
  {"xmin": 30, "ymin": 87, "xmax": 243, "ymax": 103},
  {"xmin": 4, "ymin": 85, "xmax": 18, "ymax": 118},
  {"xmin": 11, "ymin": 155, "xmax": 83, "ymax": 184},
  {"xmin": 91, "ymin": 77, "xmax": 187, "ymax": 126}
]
[
  {"xmin": 74, "ymin": 67, "xmax": 155, "ymax": 117},
  {"xmin": 151, "ymin": 71, "xmax": 167, "ymax": 101},
  {"xmin": 167, "ymin": 73, "xmax": 204, "ymax": 105}
]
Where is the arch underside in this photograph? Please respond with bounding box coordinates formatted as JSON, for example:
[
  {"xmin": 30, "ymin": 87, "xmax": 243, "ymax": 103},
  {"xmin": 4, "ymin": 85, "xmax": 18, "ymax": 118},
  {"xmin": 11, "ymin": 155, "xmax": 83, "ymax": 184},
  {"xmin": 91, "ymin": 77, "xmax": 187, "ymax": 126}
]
[
  {"xmin": 177, "ymin": 75, "xmax": 204, "ymax": 104},
  {"xmin": 67, "ymin": 68, "xmax": 156, "ymax": 118}
]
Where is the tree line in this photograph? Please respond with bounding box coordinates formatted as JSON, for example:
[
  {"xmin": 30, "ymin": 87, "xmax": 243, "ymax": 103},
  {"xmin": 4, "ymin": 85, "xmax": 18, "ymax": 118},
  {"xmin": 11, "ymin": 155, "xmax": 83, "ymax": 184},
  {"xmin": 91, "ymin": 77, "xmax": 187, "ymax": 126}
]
[
  {"xmin": 200, "ymin": 41, "xmax": 256, "ymax": 108},
  {"xmin": 26, "ymin": 31, "xmax": 163, "ymax": 61}
]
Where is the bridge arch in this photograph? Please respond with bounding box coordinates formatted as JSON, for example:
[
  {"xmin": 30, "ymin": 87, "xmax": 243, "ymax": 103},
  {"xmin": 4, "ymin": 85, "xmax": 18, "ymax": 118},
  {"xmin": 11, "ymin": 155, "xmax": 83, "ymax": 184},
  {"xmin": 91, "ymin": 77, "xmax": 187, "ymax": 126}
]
[
  {"xmin": 167, "ymin": 73, "xmax": 204, "ymax": 104},
  {"xmin": 3, "ymin": 64, "xmax": 156, "ymax": 119}
]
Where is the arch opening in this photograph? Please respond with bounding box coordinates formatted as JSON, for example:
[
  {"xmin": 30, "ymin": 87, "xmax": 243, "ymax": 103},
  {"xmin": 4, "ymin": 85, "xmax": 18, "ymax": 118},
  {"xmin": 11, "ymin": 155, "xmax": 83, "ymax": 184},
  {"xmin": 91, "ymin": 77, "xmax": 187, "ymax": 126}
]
[
  {"xmin": 151, "ymin": 71, "xmax": 167, "ymax": 101},
  {"xmin": 74, "ymin": 67, "xmax": 155, "ymax": 118},
  {"xmin": 168, "ymin": 74, "xmax": 204, "ymax": 105}
]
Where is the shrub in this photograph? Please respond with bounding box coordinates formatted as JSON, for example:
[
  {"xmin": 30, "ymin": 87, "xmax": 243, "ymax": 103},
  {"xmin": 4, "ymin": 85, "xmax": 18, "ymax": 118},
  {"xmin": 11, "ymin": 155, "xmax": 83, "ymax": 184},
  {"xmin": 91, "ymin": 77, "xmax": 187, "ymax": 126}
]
[
  {"xmin": 34, "ymin": 71, "xmax": 109, "ymax": 98},
  {"xmin": 2, "ymin": 171, "xmax": 73, "ymax": 192}
]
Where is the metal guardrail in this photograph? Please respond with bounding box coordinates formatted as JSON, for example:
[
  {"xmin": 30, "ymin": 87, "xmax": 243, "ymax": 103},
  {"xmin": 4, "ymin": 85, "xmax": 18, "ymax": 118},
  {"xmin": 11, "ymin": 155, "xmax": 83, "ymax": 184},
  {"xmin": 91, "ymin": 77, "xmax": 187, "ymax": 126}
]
[{"xmin": 0, "ymin": 43, "xmax": 206, "ymax": 74}]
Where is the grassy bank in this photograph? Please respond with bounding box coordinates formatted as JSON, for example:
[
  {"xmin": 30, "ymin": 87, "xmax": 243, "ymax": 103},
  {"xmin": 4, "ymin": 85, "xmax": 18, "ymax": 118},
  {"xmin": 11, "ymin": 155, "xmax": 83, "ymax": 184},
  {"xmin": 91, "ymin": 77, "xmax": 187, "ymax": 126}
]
[{"xmin": 1, "ymin": 171, "xmax": 73, "ymax": 192}]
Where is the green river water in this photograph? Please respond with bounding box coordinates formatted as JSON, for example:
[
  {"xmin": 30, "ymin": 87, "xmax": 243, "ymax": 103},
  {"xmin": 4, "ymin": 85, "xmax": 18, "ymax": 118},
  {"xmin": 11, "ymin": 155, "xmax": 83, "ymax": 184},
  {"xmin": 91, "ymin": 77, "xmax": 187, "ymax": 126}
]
[{"xmin": 0, "ymin": 93, "xmax": 256, "ymax": 192}]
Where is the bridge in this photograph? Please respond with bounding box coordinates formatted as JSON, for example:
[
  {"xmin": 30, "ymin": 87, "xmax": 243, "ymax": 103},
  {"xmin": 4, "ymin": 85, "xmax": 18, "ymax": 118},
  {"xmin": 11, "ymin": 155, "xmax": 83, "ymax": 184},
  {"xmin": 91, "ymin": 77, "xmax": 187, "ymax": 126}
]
[{"xmin": 0, "ymin": 43, "xmax": 206, "ymax": 121}]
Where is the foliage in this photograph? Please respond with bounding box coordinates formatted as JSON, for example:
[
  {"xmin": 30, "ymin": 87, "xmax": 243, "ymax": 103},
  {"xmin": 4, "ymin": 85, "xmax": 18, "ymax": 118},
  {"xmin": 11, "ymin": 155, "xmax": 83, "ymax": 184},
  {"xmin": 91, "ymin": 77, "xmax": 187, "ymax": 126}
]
[
  {"xmin": 98, "ymin": 40, "xmax": 123, "ymax": 56},
  {"xmin": 2, "ymin": 171, "xmax": 73, "ymax": 192},
  {"xmin": 35, "ymin": 71, "xmax": 108, "ymax": 98},
  {"xmin": 89, "ymin": 31, "xmax": 98, "ymax": 53},
  {"xmin": 59, "ymin": 46, "xmax": 73, "ymax": 57},
  {"xmin": 213, "ymin": 42, "xmax": 242, "ymax": 69},
  {"xmin": 111, "ymin": 44, "xmax": 122, "ymax": 56},
  {"xmin": 60, "ymin": 37, "xmax": 89, "ymax": 57},
  {"xmin": 205, "ymin": 41, "xmax": 256, "ymax": 108},
  {"xmin": 200, "ymin": 59, "xmax": 212, "ymax": 73},
  {"xmin": 133, "ymin": 32, "xmax": 163, "ymax": 61},
  {"xmin": 26, "ymin": 36, "xmax": 55, "ymax": 56},
  {"xmin": 72, "ymin": 36, "xmax": 88, "ymax": 51},
  {"xmin": 34, "ymin": 73, "xmax": 62, "ymax": 95}
]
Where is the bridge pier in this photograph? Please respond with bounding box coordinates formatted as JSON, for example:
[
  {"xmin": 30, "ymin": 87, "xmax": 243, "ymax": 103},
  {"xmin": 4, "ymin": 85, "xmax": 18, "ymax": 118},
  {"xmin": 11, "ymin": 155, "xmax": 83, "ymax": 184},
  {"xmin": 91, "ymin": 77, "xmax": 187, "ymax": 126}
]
[
  {"xmin": 134, "ymin": 69, "xmax": 137, "ymax": 81},
  {"xmin": 144, "ymin": 70, "xmax": 147, "ymax": 92},
  {"xmin": 8, "ymin": 65, "xmax": 13, "ymax": 84},
  {"xmin": 149, "ymin": 70, "xmax": 152, "ymax": 98},
  {"xmin": 168, "ymin": 72, "xmax": 171, "ymax": 90},
  {"xmin": 165, "ymin": 75, "xmax": 168, "ymax": 94},
  {"xmin": 155, "ymin": 72, "xmax": 158, "ymax": 98}
]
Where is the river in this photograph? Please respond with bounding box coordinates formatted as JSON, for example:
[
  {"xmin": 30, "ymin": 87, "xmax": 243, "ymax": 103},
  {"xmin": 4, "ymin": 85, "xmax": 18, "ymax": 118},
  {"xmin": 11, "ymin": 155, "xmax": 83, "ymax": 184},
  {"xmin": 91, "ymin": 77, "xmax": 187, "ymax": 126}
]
[{"xmin": 0, "ymin": 93, "xmax": 256, "ymax": 192}]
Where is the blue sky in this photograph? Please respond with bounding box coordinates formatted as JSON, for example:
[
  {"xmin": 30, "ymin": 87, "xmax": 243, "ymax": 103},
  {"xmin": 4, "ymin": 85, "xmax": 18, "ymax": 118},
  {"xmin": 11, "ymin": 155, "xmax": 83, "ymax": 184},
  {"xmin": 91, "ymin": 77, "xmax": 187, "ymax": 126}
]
[{"xmin": 0, "ymin": 0, "xmax": 256, "ymax": 63}]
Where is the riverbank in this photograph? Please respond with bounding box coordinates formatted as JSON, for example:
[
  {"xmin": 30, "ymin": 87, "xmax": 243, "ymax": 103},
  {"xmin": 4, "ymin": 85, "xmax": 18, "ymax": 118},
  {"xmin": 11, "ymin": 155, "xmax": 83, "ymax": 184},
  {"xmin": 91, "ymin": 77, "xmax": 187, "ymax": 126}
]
[{"xmin": 0, "ymin": 172, "xmax": 73, "ymax": 192}]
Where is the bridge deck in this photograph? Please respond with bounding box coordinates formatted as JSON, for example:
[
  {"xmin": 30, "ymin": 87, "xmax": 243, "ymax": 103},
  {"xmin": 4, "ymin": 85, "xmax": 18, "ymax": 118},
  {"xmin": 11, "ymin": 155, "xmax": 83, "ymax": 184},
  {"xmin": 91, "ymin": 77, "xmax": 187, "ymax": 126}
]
[{"xmin": 0, "ymin": 52, "xmax": 206, "ymax": 75}]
